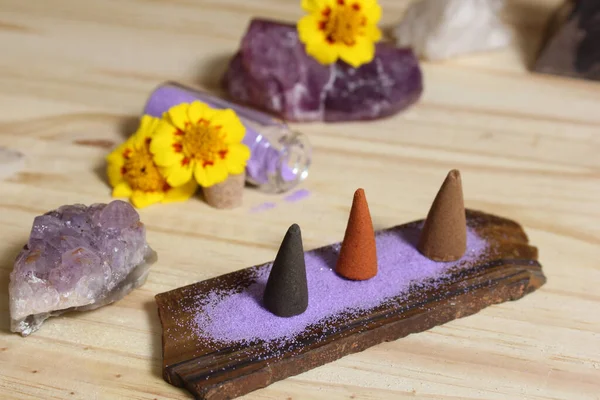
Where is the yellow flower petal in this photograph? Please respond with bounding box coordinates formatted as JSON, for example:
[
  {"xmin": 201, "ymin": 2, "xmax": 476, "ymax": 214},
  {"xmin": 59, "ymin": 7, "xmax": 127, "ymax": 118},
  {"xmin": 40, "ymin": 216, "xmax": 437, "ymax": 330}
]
[
  {"xmin": 362, "ymin": 1, "xmax": 382, "ymax": 24},
  {"xmin": 106, "ymin": 141, "xmax": 129, "ymax": 163},
  {"xmin": 306, "ymin": 38, "xmax": 340, "ymax": 65},
  {"xmin": 301, "ymin": 0, "xmax": 328, "ymax": 13},
  {"xmin": 193, "ymin": 164, "xmax": 207, "ymax": 187},
  {"xmin": 130, "ymin": 190, "xmax": 165, "ymax": 208},
  {"xmin": 188, "ymin": 101, "xmax": 217, "ymax": 123},
  {"xmin": 162, "ymin": 180, "xmax": 198, "ymax": 204},
  {"xmin": 106, "ymin": 158, "xmax": 125, "ymax": 187},
  {"xmin": 150, "ymin": 121, "xmax": 184, "ymax": 167},
  {"xmin": 154, "ymin": 147, "xmax": 184, "ymax": 167},
  {"xmin": 153, "ymin": 119, "xmax": 179, "ymax": 141},
  {"xmin": 112, "ymin": 181, "xmax": 133, "ymax": 198},
  {"xmin": 297, "ymin": 0, "xmax": 381, "ymax": 68},
  {"xmin": 164, "ymin": 103, "xmax": 190, "ymax": 131},
  {"xmin": 162, "ymin": 161, "xmax": 194, "ymax": 187},
  {"xmin": 298, "ymin": 14, "xmax": 322, "ymax": 44},
  {"xmin": 138, "ymin": 114, "xmax": 159, "ymax": 134},
  {"xmin": 363, "ymin": 24, "xmax": 381, "ymax": 42},
  {"xmin": 194, "ymin": 161, "xmax": 228, "ymax": 187},
  {"xmin": 225, "ymin": 143, "xmax": 250, "ymax": 175},
  {"xmin": 337, "ymin": 38, "xmax": 375, "ymax": 68},
  {"xmin": 211, "ymin": 109, "xmax": 246, "ymax": 144},
  {"xmin": 132, "ymin": 133, "xmax": 148, "ymax": 150},
  {"xmin": 135, "ymin": 128, "xmax": 156, "ymax": 149}
]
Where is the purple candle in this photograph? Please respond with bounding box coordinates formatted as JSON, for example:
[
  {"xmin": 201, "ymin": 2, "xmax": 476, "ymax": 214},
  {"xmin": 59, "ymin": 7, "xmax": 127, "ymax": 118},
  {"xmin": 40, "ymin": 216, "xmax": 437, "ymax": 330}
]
[{"xmin": 143, "ymin": 82, "xmax": 311, "ymax": 193}]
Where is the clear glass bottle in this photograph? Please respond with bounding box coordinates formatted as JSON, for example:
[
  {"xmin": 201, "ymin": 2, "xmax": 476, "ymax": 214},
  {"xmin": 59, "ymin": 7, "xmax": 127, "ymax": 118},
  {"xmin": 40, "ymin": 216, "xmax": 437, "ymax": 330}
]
[{"xmin": 143, "ymin": 82, "xmax": 311, "ymax": 194}]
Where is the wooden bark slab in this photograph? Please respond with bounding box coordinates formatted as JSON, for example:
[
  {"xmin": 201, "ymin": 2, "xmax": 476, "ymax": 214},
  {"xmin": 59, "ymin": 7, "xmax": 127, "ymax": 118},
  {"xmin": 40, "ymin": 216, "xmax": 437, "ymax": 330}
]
[{"xmin": 155, "ymin": 210, "xmax": 546, "ymax": 400}]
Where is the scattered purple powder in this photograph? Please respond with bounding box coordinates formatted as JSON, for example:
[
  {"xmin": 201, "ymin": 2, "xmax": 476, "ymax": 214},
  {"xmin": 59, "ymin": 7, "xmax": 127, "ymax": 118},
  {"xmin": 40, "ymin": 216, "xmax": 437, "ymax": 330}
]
[
  {"xmin": 249, "ymin": 202, "xmax": 277, "ymax": 213},
  {"xmin": 283, "ymin": 189, "xmax": 310, "ymax": 203},
  {"xmin": 194, "ymin": 226, "xmax": 487, "ymax": 344}
]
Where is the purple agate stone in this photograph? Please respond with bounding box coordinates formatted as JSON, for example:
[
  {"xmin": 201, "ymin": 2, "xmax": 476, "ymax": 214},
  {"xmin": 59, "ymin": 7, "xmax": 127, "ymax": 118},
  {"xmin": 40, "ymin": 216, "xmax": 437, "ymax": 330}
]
[
  {"xmin": 223, "ymin": 19, "xmax": 423, "ymax": 122},
  {"xmin": 9, "ymin": 200, "xmax": 157, "ymax": 336}
]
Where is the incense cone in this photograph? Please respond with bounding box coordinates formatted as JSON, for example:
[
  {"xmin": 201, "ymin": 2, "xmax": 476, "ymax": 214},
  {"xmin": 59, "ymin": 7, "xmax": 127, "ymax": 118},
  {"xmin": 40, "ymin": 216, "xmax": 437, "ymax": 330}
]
[
  {"xmin": 202, "ymin": 173, "xmax": 245, "ymax": 209},
  {"xmin": 335, "ymin": 188, "xmax": 378, "ymax": 280},
  {"xmin": 263, "ymin": 224, "xmax": 308, "ymax": 317},
  {"xmin": 418, "ymin": 169, "xmax": 467, "ymax": 261}
]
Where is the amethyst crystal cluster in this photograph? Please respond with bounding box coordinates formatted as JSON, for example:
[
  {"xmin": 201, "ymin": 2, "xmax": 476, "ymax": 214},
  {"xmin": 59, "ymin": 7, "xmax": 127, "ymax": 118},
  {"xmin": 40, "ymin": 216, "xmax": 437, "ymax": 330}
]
[
  {"xmin": 223, "ymin": 19, "xmax": 423, "ymax": 122},
  {"xmin": 9, "ymin": 200, "xmax": 157, "ymax": 336}
]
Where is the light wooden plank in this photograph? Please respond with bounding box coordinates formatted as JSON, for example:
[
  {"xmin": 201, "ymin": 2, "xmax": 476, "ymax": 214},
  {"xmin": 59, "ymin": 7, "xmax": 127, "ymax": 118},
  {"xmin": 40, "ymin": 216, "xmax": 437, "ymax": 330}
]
[{"xmin": 0, "ymin": 0, "xmax": 598, "ymax": 399}]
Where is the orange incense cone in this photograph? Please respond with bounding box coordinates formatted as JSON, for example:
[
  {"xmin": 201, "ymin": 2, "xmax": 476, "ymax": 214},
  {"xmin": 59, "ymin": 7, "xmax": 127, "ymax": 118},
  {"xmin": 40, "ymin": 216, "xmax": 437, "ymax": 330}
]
[
  {"xmin": 335, "ymin": 188, "xmax": 378, "ymax": 280},
  {"xmin": 418, "ymin": 169, "xmax": 467, "ymax": 262}
]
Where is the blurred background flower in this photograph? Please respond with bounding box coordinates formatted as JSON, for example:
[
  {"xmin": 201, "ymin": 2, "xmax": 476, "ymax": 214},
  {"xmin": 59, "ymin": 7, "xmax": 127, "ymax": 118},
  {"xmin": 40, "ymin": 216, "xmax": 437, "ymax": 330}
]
[{"xmin": 298, "ymin": 0, "xmax": 382, "ymax": 67}]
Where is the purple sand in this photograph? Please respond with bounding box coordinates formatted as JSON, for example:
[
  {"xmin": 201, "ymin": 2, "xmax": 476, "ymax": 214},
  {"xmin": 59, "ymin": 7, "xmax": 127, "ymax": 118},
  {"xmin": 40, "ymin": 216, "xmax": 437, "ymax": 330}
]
[
  {"xmin": 249, "ymin": 202, "xmax": 277, "ymax": 213},
  {"xmin": 194, "ymin": 226, "xmax": 488, "ymax": 344},
  {"xmin": 283, "ymin": 188, "xmax": 310, "ymax": 203},
  {"xmin": 144, "ymin": 84, "xmax": 295, "ymax": 186}
]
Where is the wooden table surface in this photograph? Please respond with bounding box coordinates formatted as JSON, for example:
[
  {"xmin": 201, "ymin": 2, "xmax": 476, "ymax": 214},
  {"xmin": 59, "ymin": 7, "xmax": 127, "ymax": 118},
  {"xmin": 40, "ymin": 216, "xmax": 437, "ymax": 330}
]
[{"xmin": 1, "ymin": 0, "xmax": 599, "ymax": 399}]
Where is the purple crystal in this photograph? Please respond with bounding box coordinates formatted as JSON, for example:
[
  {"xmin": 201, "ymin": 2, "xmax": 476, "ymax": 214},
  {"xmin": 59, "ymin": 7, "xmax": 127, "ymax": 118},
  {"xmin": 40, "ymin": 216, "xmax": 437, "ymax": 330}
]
[
  {"xmin": 223, "ymin": 19, "xmax": 423, "ymax": 122},
  {"xmin": 9, "ymin": 200, "xmax": 157, "ymax": 336}
]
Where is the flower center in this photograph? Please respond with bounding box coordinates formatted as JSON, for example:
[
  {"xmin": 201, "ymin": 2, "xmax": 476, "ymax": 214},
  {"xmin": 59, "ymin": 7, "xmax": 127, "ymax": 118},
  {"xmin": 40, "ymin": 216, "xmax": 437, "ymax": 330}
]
[
  {"xmin": 320, "ymin": 0, "xmax": 366, "ymax": 46},
  {"xmin": 177, "ymin": 119, "xmax": 228, "ymax": 167},
  {"xmin": 122, "ymin": 139, "xmax": 169, "ymax": 192}
]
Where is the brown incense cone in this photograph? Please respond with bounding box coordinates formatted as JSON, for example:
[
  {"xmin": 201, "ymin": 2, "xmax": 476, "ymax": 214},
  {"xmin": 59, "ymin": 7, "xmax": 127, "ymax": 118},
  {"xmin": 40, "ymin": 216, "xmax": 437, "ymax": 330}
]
[
  {"xmin": 418, "ymin": 169, "xmax": 467, "ymax": 262},
  {"xmin": 202, "ymin": 172, "xmax": 245, "ymax": 209},
  {"xmin": 335, "ymin": 188, "xmax": 378, "ymax": 280}
]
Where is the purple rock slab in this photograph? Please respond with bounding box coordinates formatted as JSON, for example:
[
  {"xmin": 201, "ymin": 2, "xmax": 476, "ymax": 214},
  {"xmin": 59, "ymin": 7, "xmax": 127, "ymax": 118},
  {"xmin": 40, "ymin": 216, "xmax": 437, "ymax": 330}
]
[{"xmin": 223, "ymin": 19, "xmax": 423, "ymax": 122}]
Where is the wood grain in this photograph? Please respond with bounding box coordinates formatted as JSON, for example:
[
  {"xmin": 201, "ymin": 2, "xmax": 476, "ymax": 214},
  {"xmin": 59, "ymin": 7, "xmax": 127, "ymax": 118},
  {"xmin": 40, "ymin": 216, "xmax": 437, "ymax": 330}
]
[{"xmin": 0, "ymin": 0, "xmax": 599, "ymax": 399}]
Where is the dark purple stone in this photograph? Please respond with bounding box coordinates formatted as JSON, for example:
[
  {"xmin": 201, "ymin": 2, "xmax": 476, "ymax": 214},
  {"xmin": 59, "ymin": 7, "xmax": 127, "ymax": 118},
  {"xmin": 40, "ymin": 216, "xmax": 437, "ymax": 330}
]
[
  {"xmin": 223, "ymin": 19, "xmax": 423, "ymax": 122},
  {"xmin": 535, "ymin": 0, "xmax": 600, "ymax": 81},
  {"xmin": 263, "ymin": 224, "xmax": 308, "ymax": 317}
]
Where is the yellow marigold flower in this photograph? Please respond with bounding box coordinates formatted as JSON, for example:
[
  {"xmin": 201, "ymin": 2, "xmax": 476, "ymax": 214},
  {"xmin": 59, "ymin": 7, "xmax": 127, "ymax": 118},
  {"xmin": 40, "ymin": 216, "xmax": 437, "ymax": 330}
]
[
  {"xmin": 298, "ymin": 0, "xmax": 382, "ymax": 68},
  {"xmin": 150, "ymin": 101, "xmax": 250, "ymax": 188},
  {"xmin": 106, "ymin": 115, "xmax": 198, "ymax": 208}
]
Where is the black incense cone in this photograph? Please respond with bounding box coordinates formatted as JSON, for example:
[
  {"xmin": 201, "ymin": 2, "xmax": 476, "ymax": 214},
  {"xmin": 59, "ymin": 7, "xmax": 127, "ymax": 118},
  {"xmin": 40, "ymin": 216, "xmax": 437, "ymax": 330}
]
[{"xmin": 263, "ymin": 224, "xmax": 309, "ymax": 317}]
